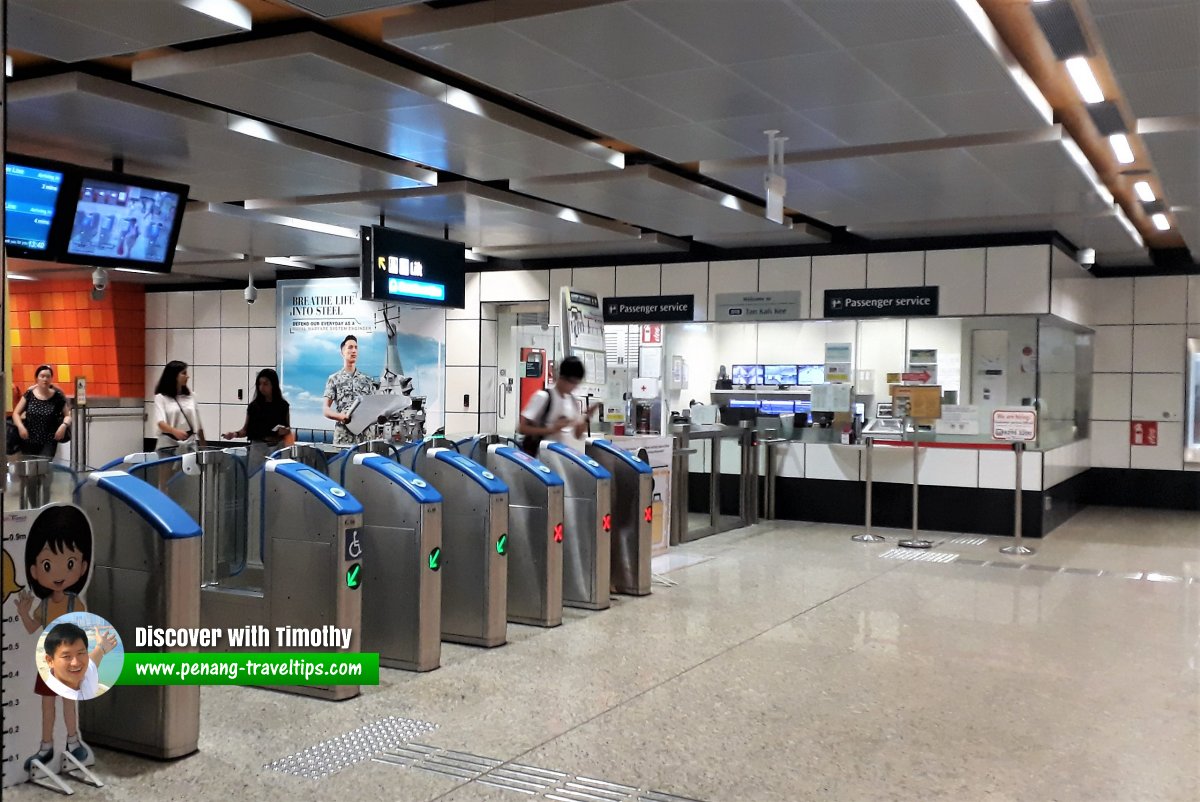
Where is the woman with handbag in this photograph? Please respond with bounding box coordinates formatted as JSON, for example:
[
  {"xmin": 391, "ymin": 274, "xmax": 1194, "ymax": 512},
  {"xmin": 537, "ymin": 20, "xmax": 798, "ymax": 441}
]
[
  {"xmin": 153, "ymin": 361, "xmax": 206, "ymax": 458},
  {"xmin": 223, "ymin": 368, "xmax": 292, "ymax": 470},
  {"xmin": 10, "ymin": 365, "xmax": 71, "ymax": 507}
]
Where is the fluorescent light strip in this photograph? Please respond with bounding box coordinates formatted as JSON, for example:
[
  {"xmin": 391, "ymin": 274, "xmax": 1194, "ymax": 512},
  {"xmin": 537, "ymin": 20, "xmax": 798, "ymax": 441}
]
[
  {"xmin": 1109, "ymin": 133, "xmax": 1135, "ymax": 164},
  {"xmin": 1133, "ymin": 181, "xmax": 1156, "ymax": 202},
  {"xmin": 1152, "ymin": 213, "xmax": 1171, "ymax": 231},
  {"xmin": 113, "ymin": 267, "xmax": 164, "ymax": 275},
  {"xmin": 1065, "ymin": 57, "xmax": 1104, "ymax": 104},
  {"xmin": 8, "ymin": 273, "xmax": 36, "ymax": 281},
  {"xmin": 954, "ymin": 0, "xmax": 1054, "ymax": 124}
]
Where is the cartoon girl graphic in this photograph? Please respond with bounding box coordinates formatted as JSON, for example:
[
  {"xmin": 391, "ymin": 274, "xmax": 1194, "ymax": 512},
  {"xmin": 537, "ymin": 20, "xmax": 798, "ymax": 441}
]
[{"xmin": 14, "ymin": 505, "xmax": 94, "ymax": 772}]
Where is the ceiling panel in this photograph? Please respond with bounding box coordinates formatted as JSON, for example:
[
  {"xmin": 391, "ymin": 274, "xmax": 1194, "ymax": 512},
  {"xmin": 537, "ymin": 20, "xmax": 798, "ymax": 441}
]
[
  {"xmin": 282, "ymin": 0, "xmax": 424, "ymax": 18},
  {"xmin": 731, "ymin": 51, "xmax": 899, "ymax": 112},
  {"xmin": 799, "ymin": 99, "xmax": 943, "ymax": 146},
  {"xmin": 793, "ymin": 0, "xmax": 971, "ymax": 48},
  {"xmin": 133, "ymin": 34, "xmax": 623, "ymax": 182},
  {"xmin": 179, "ymin": 203, "xmax": 360, "ymax": 259},
  {"xmin": 910, "ymin": 89, "xmax": 1049, "ymax": 136},
  {"xmin": 9, "ymin": 0, "xmax": 249, "ymax": 62},
  {"xmin": 629, "ymin": 0, "xmax": 838, "ymax": 63},
  {"xmin": 6, "ymin": 73, "xmax": 433, "ymax": 204},
  {"xmin": 1141, "ymin": 129, "xmax": 1200, "ymax": 207},
  {"xmin": 850, "ymin": 33, "xmax": 1015, "ymax": 99},
  {"xmin": 511, "ymin": 165, "xmax": 829, "ymax": 246},
  {"xmin": 617, "ymin": 67, "xmax": 784, "ymax": 123},
  {"xmin": 1093, "ymin": 0, "xmax": 1200, "ymax": 120}
]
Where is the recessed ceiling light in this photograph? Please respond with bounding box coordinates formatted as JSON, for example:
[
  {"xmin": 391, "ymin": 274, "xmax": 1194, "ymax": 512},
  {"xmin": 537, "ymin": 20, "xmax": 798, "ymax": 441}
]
[
  {"xmin": 1151, "ymin": 213, "xmax": 1170, "ymax": 231},
  {"xmin": 1109, "ymin": 134, "xmax": 1135, "ymax": 164},
  {"xmin": 1133, "ymin": 181, "xmax": 1156, "ymax": 202},
  {"xmin": 1065, "ymin": 57, "xmax": 1104, "ymax": 104}
]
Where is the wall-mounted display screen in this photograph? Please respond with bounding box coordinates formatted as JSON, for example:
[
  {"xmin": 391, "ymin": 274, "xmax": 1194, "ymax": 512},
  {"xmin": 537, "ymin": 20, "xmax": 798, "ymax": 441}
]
[
  {"xmin": 763, "ymin": 364, "xmax": 799, "ymax": 385},
  {"xmin": 731, "ymin": 364, "xmax": 764, "ymax": 385},
  {"xmin": 760, "ymin": 400, "xmax": 795, "ymax": 414},
  {"xmin": 796, "ymin": 364, "xmax": 824, "ymax": 385},
  {"xmin": 361, "ymin": 225, "xmax": 465, "ymax": 308},
  {"xmin": 60, "ymin": 169, "xmax": 188, "ymax": 271},
  {"xmin": 5, "ymin": 159, "xmax": 66, "ymax": 256}
]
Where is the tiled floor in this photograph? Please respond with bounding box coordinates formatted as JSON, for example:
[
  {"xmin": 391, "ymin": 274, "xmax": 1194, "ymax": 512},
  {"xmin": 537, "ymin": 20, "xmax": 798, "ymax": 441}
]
[{"xmin": 10, "ymin": 508, "xmax": 1198, "ymax": 801}]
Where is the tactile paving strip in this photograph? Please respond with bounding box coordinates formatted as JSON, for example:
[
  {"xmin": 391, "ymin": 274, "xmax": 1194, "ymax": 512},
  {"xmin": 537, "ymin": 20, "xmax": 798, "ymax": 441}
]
[
  {"xmin": 878, "ymin": 548, "xmax": 1195, "ymax": 584},
  {"xmin": 374, "ymin": 744, "xmax": 707, "ymax": 802},
  {"xmin": 266, "ymin": 716, "xmax": 438, "ymax": 779}
]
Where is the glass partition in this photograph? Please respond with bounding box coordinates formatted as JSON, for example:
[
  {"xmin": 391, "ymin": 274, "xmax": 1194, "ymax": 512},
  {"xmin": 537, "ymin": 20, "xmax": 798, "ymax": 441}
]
[
  {"xmin": 1187, "ymin": 338, "xmax": 1200, "ymax": 466},
  {"xmin": 660, "ymin": 314, "xmax": 1093, "ymax": 451}
]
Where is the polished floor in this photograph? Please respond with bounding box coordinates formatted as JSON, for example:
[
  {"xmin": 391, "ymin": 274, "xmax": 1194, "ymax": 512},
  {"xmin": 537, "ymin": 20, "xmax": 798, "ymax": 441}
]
[{"xmin": 13, "ymin": 506, "xmax": 1199, "ymax": 801}]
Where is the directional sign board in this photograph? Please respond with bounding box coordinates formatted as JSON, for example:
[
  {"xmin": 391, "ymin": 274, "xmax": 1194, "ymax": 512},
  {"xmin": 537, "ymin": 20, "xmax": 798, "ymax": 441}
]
[{"xmin": 992, "ymin": 408, "xmax": 1038, "ymax": 441}]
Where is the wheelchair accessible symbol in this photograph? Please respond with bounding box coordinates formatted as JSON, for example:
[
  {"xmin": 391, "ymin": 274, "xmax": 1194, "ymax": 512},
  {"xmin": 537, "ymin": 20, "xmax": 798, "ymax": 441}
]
[{"xmin": 345, "ymin": 529, "xmax": 363, "ymax": 561}]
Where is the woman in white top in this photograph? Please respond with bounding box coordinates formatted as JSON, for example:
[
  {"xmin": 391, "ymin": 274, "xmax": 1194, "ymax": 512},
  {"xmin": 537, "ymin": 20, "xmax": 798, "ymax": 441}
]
[{"xmin": 153, "ymin": 360, "xmax": 206, "ymax": 456}]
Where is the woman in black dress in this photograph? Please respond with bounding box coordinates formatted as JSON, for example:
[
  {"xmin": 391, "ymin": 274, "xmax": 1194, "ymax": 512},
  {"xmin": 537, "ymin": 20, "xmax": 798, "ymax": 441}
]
[
  {"xmin": 224, "ymin": 369, "xmax": 291, "ymax": 469},
  {"xmin": 11, "ymin": 365, "xmax": 71, "ymax": 506}
]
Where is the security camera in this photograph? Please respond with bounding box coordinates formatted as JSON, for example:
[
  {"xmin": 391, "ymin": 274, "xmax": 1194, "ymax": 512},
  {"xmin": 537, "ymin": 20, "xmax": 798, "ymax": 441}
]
[
  {"xmin": 92, "ymin": 267, "xmax": 109, "ymax": 291},
  {"xmin": 244, "ymin": 274, "xmax": 258, "ymax": 304},
  {"xmin": 1077, "ymin": 248, "xmax": 1096, "ymax": 267}
]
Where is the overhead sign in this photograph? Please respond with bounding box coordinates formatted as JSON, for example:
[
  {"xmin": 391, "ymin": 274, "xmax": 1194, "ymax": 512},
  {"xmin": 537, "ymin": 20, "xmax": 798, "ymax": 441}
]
[
  {"xmin": 824, "ymin": 286, "xmax": 939, "ymax": 318},
  {"xmin": 992, "ymin": 408, "xmax": 1038, "ymax": 441},
  {"xmin": 360, "ymin": 225, "xmax": 466, "ymax": 308},
  {"xmin": 603, "ymin": 294, "xmax": 695, "ymax": 323},
  {"xmin": 715, "ymin": 291, "xmax": 802, "ymax": 321}
]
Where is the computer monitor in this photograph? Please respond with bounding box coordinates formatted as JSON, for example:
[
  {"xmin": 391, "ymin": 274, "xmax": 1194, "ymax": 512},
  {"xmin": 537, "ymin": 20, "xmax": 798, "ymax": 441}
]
[
  {"xmin": 795, "ymin": 364, "xmax": 824, "ymax": 385},
  {"xmin": 760, "ymin": 400, "xmax": 795, "ymax": 415},
  {"xmin": 728, "ymin": 399, "xmax": 759, "ymax": 409},
  {"xmin": 60, "ymin": 168, "xmax": 188, "ymax": 272},
  {"xmin": 4, "ymin": 155, "xmax": 71, "ymax": 259},
  {"xmin": 763, "ymin": 364, "xmax": 799, "ymax": 386},
  {"xmin": 731, "ymin": 364, "xmax": 764, "ymax": 385}
]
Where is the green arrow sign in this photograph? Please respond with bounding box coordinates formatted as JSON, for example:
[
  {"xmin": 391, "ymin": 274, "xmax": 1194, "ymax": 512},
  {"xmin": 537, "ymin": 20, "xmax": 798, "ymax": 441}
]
[
  {"xmin": 495, "ymin": 534, "xmax": 508, "ymax": 556},
  {"xmin": 428, "ymin": 547, "xmax": 441, "ymax": 571},
  {"xmin": 346, "ymin": 563, "xmax": 362, "ymax": 590}
]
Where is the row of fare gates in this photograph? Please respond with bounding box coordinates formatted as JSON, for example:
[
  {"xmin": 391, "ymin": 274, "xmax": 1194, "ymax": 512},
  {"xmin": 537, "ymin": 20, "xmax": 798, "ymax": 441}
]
[{"xmin": 71, "ymin": 434, "xmax": 653, "ymax": 763}]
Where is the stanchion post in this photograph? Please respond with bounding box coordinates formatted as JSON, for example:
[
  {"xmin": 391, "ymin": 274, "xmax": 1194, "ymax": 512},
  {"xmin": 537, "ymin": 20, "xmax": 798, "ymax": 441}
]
[
  {"xmin": 852, "ymin": 436, "xmax": 885, "ymax": 542},
  {"xmin": 898, "ymin": 421, "xmax": 932, "ymax": 549},
  {"xmin": 1000, "ymin": 441, "xmax": 1035, "ymax": 556}
]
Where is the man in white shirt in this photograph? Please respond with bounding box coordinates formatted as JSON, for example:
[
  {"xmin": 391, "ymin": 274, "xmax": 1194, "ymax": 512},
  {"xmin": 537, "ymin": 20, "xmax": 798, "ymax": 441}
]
[
  {"xmin": 41, "ymin": 622, "xmax": 117, "ymax": 701},
  {"xmin": 518, "ymin": 355, "xmax": 601, "ymax": 453}
]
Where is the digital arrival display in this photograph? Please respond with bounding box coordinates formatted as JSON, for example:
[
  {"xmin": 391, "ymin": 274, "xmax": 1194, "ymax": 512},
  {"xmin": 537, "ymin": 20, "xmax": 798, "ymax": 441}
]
[{"xmin": 4, "ymin": 162, "xmax": 65, "ymax": 252}]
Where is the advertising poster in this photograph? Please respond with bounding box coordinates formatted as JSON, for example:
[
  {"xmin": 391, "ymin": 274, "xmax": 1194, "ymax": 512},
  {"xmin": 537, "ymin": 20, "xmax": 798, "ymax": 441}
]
[
  {"xmin": 2, "ymin": 505, "xmax": 95, "ymax": 787},
  {"xmin": 277, "ymin": 277, "xmax": 446, "ymax": 433}
]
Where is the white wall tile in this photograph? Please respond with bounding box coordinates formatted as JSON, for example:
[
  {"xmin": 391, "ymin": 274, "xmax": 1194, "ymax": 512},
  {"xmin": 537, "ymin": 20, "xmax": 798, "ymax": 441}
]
[
  {"xmin": 615, "ymin": 264, "xmax": 660, "ymax": 297},
  {"xmin": 571, "ymin": 266, "xmax": 616, "ymax": 300},
  {"xmin": 1134, "ymin": 276, "xmax": 1188, "ymax": 324},
  {"xmin": 166, "ymin": 329, "xmax": 194, "ymax": 367},
  {"xmin": 480, "ymin": 320, "xmax": 499, "ymax": 368},
  {"xmin": 479, "ymin": 412, "xmax": 498, "ymax": 435},
  {"xmin": 1188, "ymin": 276, "xmax": 1200, "ymax": 324},
  {"xmin": 661, "ymin": 262, "xmax": 710, "ymax": 320},
  {"xmin": 448, "ymin": 273, "xmax": 482, "ymax": 320},
  {"xmin": 219, "ymin": 404, "xmax": 245, "ymax": 439},
  {"xmin": 220, "ymin": 289, "xmax": 250, "ymax": 328},
  {"xmin": 193, "ymin": 403, "xmax": 218, "ymax": 437},
  {"xmin": 480, "ymin": 269, "xmax": 550, "ymax": 302},
  {"xmin": 1089, "ymin": 421, "xmax": 1130, "ymax": 468},
  {"xmin": 1131, "ymin": 373, "xmax": 1184, "ymax": 421},
  {"xmin": 775, "ymin": 442, "xmax": 804, "ymax": 479},
  {"xmin": 248, "ymin": 328, "xmax": 277, "ymax": 368},
  {"xmin": 1132, "ymin": 325, "xmax": 1186, "ymax": 373},
  {"xmin": 1129, "ymin": 421, "xmax": 1184, "ymax": 470},
  {"xmin": 190, "ymin": 329, "xmax": 221, "ymax": 366},
  {"xmin": 978, "ymin": 448, "xmax": 1042, "ymax": 490},
  {"xmin": 146, "ymin": 293, "xmax": 167, "ymax": 328},
  {"xmin": 446, "ymin": 319, "xmax": 481, "ymax": 366},
  {"xmin": 804, "ymin": 443, "xmax": 860, "ymax": 481},
  {"xmin": 1091, "ymin": 373, "xmax": 1131, "ymax": 420},
  {"xmin": 1089, "ymin": 277, "xmax": 1133, "ymax": 325},
  {"xmin": 1092, "ymin": 326, "xmax": 1133, "ymax": 372},
  {"xmin": 917, "ymin": 447, "xmax": 978, "ymax": 488},
  {"xmin": 866, "ymin": 251, "xmax": 924, "ymax": 288},
  {"xmin": 479, "ymin": 369, "xmax": 498, "ymax": 414},
  {"xmin": 220, "ymin": 366, "xmax": 250, "ymax": 406},
  {"xmin": 165, "ymin": 292, "xmax": 194, "ymax": 328},
  {"xmin": 144, "ymin": 365, "xmax": 162, "ymax": 398},
  {"xmin": 548, "ymin": 268, "xmax": 572, "ymax": 323},
  {"xmin": 193, "ymin": 291, "xmax": 222, "ymax": 328},
  {"xmin": 446, "ymin": 366, "xmax": 479, "ymax": 412},
  {"xmin": 443, "ymin": 412, "xmax": 480, "ymax": 438},
  {"xmin": 143, "ymin": 401, "xmax": 157, "ymax": 439},
  {"xmin": 220, "ymin": 328, "xmax": 249, "ymax": 367},
  {"xmin": 985, "ymin": 245, "xmax": 1050, "ymax": 314},
  {"xmin": 1050, "ymin": 276, "xmax": 1090, "ymax": 325},
  {"xmin": 923, "ymin": 248, "xmax": 985, "ymax": 316},
  {"xmin": 758, "ymin": 256, "xmax": 811, "ymax": 303},
  {"xmin": 708, "ymin": 259, "xmax": 759, "ymax": 315},
  {"xmin": 1043, "ymin": 439, "xmax": 1089, "ymax": 487},
  {"xmin": 191, "ymin": 365, "xmax": 221, "ymax": 405},
  {"xmin": 811, "ymin": 254, "xmax": 866, "ymax": 318},
  {"xmin": 248, "ymin": 287, "xmax": 276, "ymax": 327},
  {"xmin": 146, "ymin": 329, "xmax": 167, "ymax": 366}
]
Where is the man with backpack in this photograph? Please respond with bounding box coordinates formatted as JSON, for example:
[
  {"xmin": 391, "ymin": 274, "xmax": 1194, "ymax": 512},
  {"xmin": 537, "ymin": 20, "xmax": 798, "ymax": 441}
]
[{"xmin": 518, "ymin": 355, "xmax": 602, "ymax": 454}]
